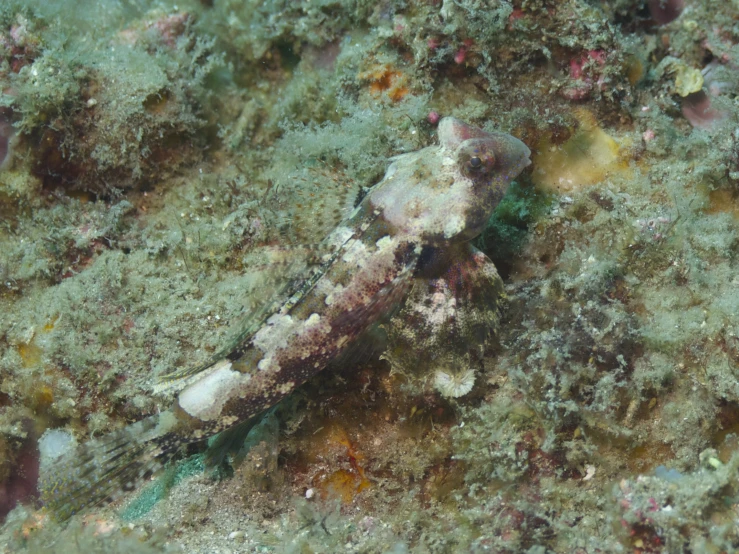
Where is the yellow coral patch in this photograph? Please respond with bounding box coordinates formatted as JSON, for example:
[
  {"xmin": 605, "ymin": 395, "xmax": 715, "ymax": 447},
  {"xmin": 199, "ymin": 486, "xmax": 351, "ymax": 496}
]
[
  {"xmin": 625, "ymin": 55, "xmax": 645, "ymax": 86},
  {"xmin": 532, "ymin": 110, "xmax": 630, "ymax": 193},
  {"xmin": 17, "ymin": 318, "xmax": 57, "ymax": 368},
  {"xmin": 673, "ymin": 65, "xmax": 703, "ymax": 97},
  {"xmin": 17, "ymin": 342, "xmax": 42, "ymax": 368},
  {"xmin": 707, "ymin": 189, "xmax": 739, "ymax": 219},
  {"xmin": 304, "ymin": 422, "xmax": 372, "ymax": 503},
  {"xmin": 319, "ymin": 468, "xmax": 371, "ymax": 503},
  {"xmin": 358, "ymin": 64, "xmax": 410, "ymax": 103}
]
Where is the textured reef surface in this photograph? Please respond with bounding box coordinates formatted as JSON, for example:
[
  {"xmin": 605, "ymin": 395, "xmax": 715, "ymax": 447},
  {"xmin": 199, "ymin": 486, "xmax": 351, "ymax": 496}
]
[{"xmin": 2, "ymin": 0, "xmax": 739, "ymax": 552}]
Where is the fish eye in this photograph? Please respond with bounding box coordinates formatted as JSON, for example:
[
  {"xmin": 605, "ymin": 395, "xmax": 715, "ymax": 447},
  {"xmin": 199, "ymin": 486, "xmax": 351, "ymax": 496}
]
[
  {"xmin": 461, "ymin": 148, "xmax": 495, "ymax": 177},
  {"xmin": 458, "ymin": 140, "xmax": 497, "ymax": 179}
]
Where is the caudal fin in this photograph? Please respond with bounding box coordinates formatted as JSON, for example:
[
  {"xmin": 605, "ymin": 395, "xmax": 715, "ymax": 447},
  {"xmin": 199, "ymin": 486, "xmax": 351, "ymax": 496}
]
[{"xmin": 39, "ymin": 412, "xmax": 181, "ymax": 521}]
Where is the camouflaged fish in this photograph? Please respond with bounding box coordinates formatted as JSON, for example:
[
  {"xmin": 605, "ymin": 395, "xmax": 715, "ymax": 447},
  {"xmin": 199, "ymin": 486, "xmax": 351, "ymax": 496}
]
[{"xmin": 40, "ymin": 117, "xmax": 531, "ymax": 520}]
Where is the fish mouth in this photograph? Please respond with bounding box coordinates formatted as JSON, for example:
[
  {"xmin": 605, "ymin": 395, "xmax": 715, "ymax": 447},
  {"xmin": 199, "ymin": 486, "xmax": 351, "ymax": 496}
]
[
  {"xmin": 492, "ymin": 134, "xmax": 531, "ymax": 177},
  {"xmin": 522, "ymin": 143, "xmax": 532, "ymax": 166},
  {"xmin": 517, "ymin": 142, "xmax": 532, "ymax": 170}
]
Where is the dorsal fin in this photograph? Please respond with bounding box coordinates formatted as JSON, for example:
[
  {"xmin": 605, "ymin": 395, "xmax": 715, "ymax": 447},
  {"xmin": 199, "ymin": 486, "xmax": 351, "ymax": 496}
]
[
  {"xmin": 157, "ymin": 167, "xmax": 377, "ymax": 385},
  {"xmin": 273, "ymin": 162, "xmax": 359, "ymax": 247}
]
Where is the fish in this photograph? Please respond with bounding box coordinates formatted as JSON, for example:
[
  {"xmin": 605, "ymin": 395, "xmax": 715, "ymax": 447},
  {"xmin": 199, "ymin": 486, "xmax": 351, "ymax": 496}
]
[{"xmin": 39, "ymin": 117, "xmax": 531, "ymax": 520}]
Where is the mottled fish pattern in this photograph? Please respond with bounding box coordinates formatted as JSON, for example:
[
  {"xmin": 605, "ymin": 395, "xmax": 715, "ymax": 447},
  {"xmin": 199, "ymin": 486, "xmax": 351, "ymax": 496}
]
[{"xmin": 40, "ymin": 117, "xmax": 531, "ymax": 520}]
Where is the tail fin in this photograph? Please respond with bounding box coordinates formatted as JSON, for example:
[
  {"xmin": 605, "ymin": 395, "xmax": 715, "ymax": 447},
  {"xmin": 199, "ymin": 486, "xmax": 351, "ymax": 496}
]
[{"xmin": 39, "ymin": 412, "xmax": 181, "ymax": 521}]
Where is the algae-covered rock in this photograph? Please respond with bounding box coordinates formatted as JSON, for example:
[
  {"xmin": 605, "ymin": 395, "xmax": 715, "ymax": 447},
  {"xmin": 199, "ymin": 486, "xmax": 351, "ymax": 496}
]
[{"xmin": 3, "ymin": 0, "xmax": 739, "ymax": 552}]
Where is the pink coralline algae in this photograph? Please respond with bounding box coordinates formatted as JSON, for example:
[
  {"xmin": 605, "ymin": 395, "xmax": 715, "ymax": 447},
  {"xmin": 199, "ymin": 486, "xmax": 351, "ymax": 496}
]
[
  {"xmin": 453, "ymin": 39, "xmax": 474, "ymax": 65},
  {"xmin": 0, "ymin": 17, "xmax": 40, "ymax": 74},
  {"xmin": 681, "ymin": 91, "xmax": 726, "ymax": 130},
  {"xmin": 681, "ymin": 61, "xmax": 732, "ymax": 130},
  {"xmin": 561, "ymin": 50, "xmax": 607, "ymax": 101}
]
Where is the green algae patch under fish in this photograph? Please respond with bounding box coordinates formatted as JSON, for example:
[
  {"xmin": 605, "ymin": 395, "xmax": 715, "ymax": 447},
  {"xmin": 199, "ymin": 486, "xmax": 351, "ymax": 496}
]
[{"xmin": 39, "ymin": 118, "xmax": 531, "ymax": 521}]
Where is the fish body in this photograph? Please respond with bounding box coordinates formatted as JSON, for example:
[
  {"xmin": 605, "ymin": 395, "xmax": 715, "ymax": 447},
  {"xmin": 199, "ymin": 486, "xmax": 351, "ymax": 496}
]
[{"xmin": 40, "ymin": 117, "xmax": 531, "ymax": 519}]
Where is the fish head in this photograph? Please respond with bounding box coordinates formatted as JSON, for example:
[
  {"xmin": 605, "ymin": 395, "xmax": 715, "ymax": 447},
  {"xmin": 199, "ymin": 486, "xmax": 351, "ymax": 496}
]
[
  {"xmin": 436, "ymin": 117, "xmax": 531, "ymax": 241},
  {"xmin": 369, "ymin": 117, "xmax": 531, "ymax": 246}
]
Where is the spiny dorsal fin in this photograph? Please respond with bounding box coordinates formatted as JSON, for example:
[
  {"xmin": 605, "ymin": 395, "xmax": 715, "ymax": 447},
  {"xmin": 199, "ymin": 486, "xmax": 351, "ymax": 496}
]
[
  {"xmin": 157, "ymin": 168, "xmax": 375, "ymax": 385},
  {"xmin": 272, "ymin": 162, "xmax": 359, "ymax": 246}
]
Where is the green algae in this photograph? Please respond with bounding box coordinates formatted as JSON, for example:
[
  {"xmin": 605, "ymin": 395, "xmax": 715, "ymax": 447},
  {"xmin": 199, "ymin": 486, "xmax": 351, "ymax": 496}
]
[
  {"xmin": 120, "ymin": 455, "xmax": 206, "ymax": 522},
  {"xmin": 478, "ymin": 181, "xmax": 554, "ymax": 275}
]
